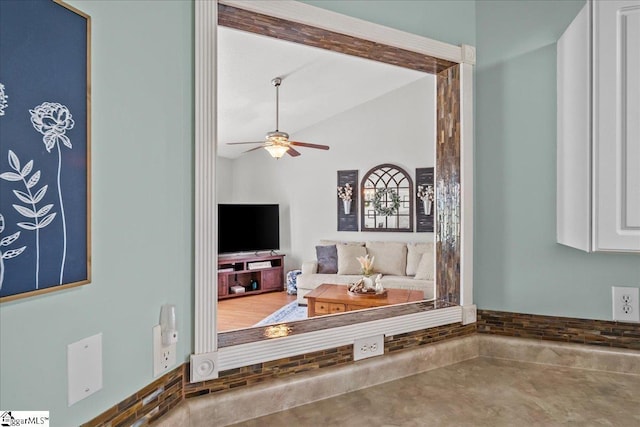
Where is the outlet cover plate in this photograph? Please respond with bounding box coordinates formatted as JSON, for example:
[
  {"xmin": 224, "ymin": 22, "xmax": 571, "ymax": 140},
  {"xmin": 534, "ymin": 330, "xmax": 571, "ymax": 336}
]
[
  {"xmin": 153, "ymin": 325, "xmax": 177, "ymax": 377},
  {"xmin": 68, "ymin": 333, "xmax": 103, "ymax": 406},
  {"xmin": 612, "ymin": 286, "xmax": 640, "ymax": 322},
  {"xmin": 354, "ymin": 334, "xmax": 384, "ymax": 361}
]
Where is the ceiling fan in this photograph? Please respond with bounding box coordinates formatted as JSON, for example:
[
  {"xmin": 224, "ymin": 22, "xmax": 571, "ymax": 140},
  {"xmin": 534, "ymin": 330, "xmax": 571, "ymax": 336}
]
[{"xmin": 226, "ymin": 77, "xmax": 330, "ymax": 159}]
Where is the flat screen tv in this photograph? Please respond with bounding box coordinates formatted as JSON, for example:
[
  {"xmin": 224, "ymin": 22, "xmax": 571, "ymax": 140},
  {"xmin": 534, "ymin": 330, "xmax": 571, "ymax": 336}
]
[{"xmin": 218, "ymin": 204, "xmax": 280, "ymax": 254}]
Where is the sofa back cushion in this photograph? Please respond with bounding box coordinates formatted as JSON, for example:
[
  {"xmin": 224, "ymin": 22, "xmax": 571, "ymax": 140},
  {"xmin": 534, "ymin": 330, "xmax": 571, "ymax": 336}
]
[
  {"xmin": 406, "ymin": 242, "xmax": 434, "ymax": 276},
  {"xmin": 320, "ymin": 240, "xmax": 365, "ymax": 247},
  {"xmin": 315, "ymin": 245, "xmax": 338, "ymax": 274},
  {"xmin": 336, "ymin": 244, "xmax": 367, "ymax": 274},
  {"xmin": 414, "ymin": 252, "xmax": 435, "ymax": 280},
  {"xmin": 365, "ymin": 241, "xmax": 407, "ymax": 276}
]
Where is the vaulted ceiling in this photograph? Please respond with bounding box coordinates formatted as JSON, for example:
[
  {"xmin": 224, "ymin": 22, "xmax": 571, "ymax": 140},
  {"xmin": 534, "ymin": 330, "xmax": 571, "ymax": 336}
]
[{"xmin": 217, "ymin": 26, "xmax": 429, "ymax": 158}]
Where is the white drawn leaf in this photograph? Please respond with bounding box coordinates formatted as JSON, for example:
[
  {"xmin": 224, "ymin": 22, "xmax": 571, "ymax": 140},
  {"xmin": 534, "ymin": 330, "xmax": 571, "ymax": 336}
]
[
  {"xmin": 32, "ymin": 185, "xmax": 48, "ymax": 204},
  {"xmin": 13, "ymin": 204, "xmax": 37, "ymax": 218},
  {"xmin": 21, "ymin": 160, "xmax": 33, "ymax": 177},
  {"xmin": 43, "ymin": 133, "xmax": 56, "ymax": 152},
  {"xmin": 26, "ymin": 171, "xmax": 40, "ymax": 188},
  {"xmin": 0, "ymin": 231, "xmax": 20, "ymax": 246},
  {"xmin": 12, "ymin": 190, "xmax": 33, "ymax": 204},
  {"xmin": 2, "ymin": 246, "xmax": 26, "ymax": 259},
  {"xmin": 17, "ymin": 222, "xmax": 38, "ymax": 230},
  {"xmin": 38, "ymin": 213, "xmax": 56, "ymax": 228},
  {"xmin": 60, "ymin": 134, "xmax": 72, "ymax": 149},
  {"xmin": 0, "ymin": 214, "xmax": 4, "ymax": 234},
  {"xmin": 0, "ymin": 172, "xmax": 22, "ymax": 181},
  {"xmin": 8, "ymin": 150, "xmax": 19, "ymax": 172},
  {"xmin": 36, "ymin": 204, "xmax": 54, "ymax": 218},
  {"xmin": 1, "ymin": 231, "xmax": 21, "ymax": 247}
]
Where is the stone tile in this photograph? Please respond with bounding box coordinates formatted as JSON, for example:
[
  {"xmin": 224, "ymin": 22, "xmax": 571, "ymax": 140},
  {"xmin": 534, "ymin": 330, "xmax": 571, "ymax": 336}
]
[{"xmin": 229, "ymin": 357, "xmax": 640, "ymax": 427}]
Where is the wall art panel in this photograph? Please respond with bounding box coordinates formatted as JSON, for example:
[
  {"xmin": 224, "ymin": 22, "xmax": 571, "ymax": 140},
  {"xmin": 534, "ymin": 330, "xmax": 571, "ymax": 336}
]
[{"xmin": 0, "ymin": 0, "xmax": 91, "ymax": 302}]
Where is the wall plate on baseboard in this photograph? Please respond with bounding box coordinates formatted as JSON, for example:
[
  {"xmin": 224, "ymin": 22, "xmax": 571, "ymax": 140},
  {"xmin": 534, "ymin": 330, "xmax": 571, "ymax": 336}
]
[{"xmin": 354, "ymin": 334, "xmax": 384, "ymax": 361}]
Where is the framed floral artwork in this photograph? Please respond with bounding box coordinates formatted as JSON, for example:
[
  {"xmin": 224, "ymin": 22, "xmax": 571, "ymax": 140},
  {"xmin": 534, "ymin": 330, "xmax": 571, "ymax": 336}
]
[{"xmin": 0, "ymin": 0, "xmax": 91, "ymax": 302}]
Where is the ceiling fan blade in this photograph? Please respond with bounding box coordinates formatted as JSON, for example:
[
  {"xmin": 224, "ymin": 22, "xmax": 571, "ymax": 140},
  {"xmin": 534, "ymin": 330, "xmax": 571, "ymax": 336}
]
[
  {"xmin": 286, "ymin": 147, "xmax": 302, "ymax": 157},
  {"xmin": 243, "ymin": 146, "xmax": 266, "ymax": 153},
  {"xmin": 227, "ymin": 141, "xmax": 265, "ymax": 145},
  {"xmin": 289, "ymin": 141, "xmax": 330, "ymax": 150}
]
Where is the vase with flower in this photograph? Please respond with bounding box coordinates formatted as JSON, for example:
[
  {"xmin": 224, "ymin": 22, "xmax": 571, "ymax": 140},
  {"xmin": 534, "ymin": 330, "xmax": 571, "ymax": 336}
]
[
  {"xmin": 356, "ymin": 254, "xmax": 376, "ymax": 288},
  {"xmin": 417, "ymin": 184, "xmax": 435, "ymax": 215},
  {"xmin": 337, "ymin": 183, "xmax": 353, "ymax": 215}
]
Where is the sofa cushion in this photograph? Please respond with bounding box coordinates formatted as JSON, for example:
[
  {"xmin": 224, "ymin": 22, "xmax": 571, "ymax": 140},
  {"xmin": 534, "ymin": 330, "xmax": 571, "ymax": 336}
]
[
  {"xmin": 365, "ymin": 241, "xmax": 407, "ymax": 276},
  {"xmin": 406, "ymin": 242, "xmax": 434, "ymax": 276},
  {"xmin": 315, "ymin": 245, "xmax": 338, "ymax": 274},
  {"xmin": 414, "ymin": 252, "xmax": 435, "ymax": 280},
  {"xmin": 320, "ymin": 240, "xmax": 365, "ymax": 246},
  {"xmin": 336, "ymin": 244, "xmax": 367, "ymax": 275}
]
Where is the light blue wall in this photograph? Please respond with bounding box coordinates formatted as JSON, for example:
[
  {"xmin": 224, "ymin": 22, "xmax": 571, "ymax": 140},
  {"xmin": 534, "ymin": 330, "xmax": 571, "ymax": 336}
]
[
  {"xmin": 302, "ymin": 0, "xmax": 476, "ymax": 45},
  {"xmin": 475, "ymin": 0, "xmax": 639, "ymax": 320},
  {"xmin": 0, "ymin": 1, "xmax": 193, "ymax": 425}
]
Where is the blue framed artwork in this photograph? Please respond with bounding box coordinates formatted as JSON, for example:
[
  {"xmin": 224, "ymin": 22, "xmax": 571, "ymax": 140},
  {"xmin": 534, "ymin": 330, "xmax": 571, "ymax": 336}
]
[{"xmin": 0, "ymin": 0, "xmax": 91, "ymax": 302}]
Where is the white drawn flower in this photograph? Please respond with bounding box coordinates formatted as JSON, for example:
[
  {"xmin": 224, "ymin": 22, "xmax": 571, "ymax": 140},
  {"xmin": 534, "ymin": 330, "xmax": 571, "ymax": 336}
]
[
  {"xmin": 0, "ymin": 83, "xmax": 8, "ymax": 116},
  {"xmin": 29, "ymin": 102, "xmax": 75, "ymax": 152}
]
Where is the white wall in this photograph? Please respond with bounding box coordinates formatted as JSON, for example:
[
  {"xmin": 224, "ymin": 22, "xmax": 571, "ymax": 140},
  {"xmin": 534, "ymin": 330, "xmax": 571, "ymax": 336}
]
[{"xmin": 218, "ymin": 76, "xmax": 436, "ymax": 271}]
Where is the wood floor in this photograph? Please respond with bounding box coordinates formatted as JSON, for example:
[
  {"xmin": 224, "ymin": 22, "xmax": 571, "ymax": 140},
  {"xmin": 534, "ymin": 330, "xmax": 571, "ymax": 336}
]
[{"xmin": 217, "ymin": 291, "xmax": 296, "ymax": 332}]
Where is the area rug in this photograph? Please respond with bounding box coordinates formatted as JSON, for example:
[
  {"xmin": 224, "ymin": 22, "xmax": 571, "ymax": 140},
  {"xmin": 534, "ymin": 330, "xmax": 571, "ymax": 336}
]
[{"xmin": 254, "ymin": 301, "xmax": 308, "ymax": 326}]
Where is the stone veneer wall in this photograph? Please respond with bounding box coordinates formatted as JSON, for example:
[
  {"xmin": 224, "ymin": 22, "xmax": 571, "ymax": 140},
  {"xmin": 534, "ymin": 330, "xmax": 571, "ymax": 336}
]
[
  {"xmin": 83, "ymin": 312, "xmax": 640, "ymax": 426},
  {"xmin": 477, "ymin": 309, "xmax": 640, "ymax": 350}
]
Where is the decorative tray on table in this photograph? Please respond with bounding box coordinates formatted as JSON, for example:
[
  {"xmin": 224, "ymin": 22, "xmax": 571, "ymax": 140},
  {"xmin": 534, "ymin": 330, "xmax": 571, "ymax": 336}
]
[
  {"xmin": 347, "ymin": 289, "xmax": 388, "ymax": 298},
  {"xmin": 347, "ymin": 278, "xmax": 387, "ymax": 297}
]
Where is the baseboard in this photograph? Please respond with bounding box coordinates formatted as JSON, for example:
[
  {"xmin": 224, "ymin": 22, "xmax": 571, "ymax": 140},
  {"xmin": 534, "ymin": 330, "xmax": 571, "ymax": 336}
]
[{"xmin": 478, "ymin": 335, "xmax": 640, "ymax": 376}]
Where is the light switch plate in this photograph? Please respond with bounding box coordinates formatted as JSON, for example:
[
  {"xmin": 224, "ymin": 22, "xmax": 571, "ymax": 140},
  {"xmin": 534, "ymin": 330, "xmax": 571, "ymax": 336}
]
[{"xmin": 67, "ymin": 333, "xmax": 103, "ymax": 406}]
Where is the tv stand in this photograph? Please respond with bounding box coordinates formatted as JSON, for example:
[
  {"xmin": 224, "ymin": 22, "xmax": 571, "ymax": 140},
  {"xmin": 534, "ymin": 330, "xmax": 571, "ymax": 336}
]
[{"xmin": 217, "ymin": 253, "xmax": 285, "ymax": 300}]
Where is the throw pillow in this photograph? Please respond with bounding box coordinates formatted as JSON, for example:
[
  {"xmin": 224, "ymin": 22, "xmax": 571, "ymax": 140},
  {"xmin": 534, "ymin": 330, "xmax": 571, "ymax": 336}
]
[
  {"xmin": 315, "ymin": 245, "xmax": 338, "ymax": 274},
  {"xmin": 365, "ymin": 241, "xmax": 407, "ymax": 276},
  {"xmin": 336, "ymin": 244, "xmax": 367, "ymax": 275},
  {"xmin": 406, "ymin": 242, "xmax": 434, "ymax": 276},
  {"xmin": 414, "ymin": 252, "xmax": 435, "ymax": 280}
]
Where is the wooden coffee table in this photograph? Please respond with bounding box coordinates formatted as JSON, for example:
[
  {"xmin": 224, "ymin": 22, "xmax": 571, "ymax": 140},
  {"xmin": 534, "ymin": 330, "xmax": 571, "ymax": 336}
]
[{"xmin": 304, "ymin": 283, "xmax": 423, "ymax": 317}]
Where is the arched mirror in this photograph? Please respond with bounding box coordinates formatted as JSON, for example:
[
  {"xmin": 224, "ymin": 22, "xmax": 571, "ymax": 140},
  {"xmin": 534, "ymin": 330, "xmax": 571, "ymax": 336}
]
[
  {"xmin": 190, "ymin": 0, "xmax": 474, "ymax": 382},
  {"xmin": 361, "ymin": 164, "xmax": 414, "ymax": 232}
]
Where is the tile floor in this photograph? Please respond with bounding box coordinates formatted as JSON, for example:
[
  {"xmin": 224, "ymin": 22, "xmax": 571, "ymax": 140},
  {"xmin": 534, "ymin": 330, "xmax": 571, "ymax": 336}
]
[{"xmin": 230, "ymin": 357, "xmax": 640, "ymax": 426}]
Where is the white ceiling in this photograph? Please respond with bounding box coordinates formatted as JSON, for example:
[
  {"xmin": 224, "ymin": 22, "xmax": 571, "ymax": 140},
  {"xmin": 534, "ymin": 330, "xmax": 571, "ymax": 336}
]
[{"xmin": 217, "ymin": 27, "xmax": 429, "ymax": 159}]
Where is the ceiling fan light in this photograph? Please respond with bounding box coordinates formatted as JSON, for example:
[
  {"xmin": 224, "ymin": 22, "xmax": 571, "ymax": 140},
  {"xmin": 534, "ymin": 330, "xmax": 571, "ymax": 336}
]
[{"xmin": 264, "ymin": 144, "xmax": 289, "ymax": 159}]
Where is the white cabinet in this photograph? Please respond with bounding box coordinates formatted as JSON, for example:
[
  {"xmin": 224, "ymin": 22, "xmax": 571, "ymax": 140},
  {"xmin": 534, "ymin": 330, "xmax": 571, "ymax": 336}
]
[{"xmin": 557, "ymin": 0, "xmax": 640, "ymax": 252}]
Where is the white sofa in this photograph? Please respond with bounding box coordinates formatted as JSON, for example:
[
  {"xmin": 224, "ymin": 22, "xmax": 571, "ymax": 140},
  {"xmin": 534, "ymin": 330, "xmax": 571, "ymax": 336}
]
[{"xmin": 296, "ymin": 240, "xmax": 435, "ymax": 305}]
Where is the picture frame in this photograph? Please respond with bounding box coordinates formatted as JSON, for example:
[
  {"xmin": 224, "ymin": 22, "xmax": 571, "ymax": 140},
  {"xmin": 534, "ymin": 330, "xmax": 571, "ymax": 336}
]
[
  {"xmin": 337, "ymin": 170, "xmax": 358, "ymax": 231},
  {"xmin": 415, "ymin": 167, "xmax": 434, "ymax": 232},
  {"xmin": 0, "ymin": 0, "xmax": 91, "ymax": 302}
]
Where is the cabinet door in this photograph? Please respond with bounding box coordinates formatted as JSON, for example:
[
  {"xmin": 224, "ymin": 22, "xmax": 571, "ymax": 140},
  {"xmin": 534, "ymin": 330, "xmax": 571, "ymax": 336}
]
[
  {"xmin": 217, "ymin": 273, "xmax": 228, "ymax": 297},
  {"xmin": 594, "ymin": 0, "xmax": 640, "ymax": 251},
  {"xmin": 261, "ymin": 268, "xmax": 283, "ymax": 291}
]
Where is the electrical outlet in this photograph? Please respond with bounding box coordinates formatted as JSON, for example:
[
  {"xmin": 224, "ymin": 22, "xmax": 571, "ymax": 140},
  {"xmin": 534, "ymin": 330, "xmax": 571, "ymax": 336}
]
[
  {"xmin": 353, "ymin": 334, "xmax": 384, "ymax": 361},
  {"xmin": 153, "ymin": 325, "xmax": 177, "ymax": 377},
  {"xmin": 612, "ymin": 286, "xmax": 640, "ymax": 322}
]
